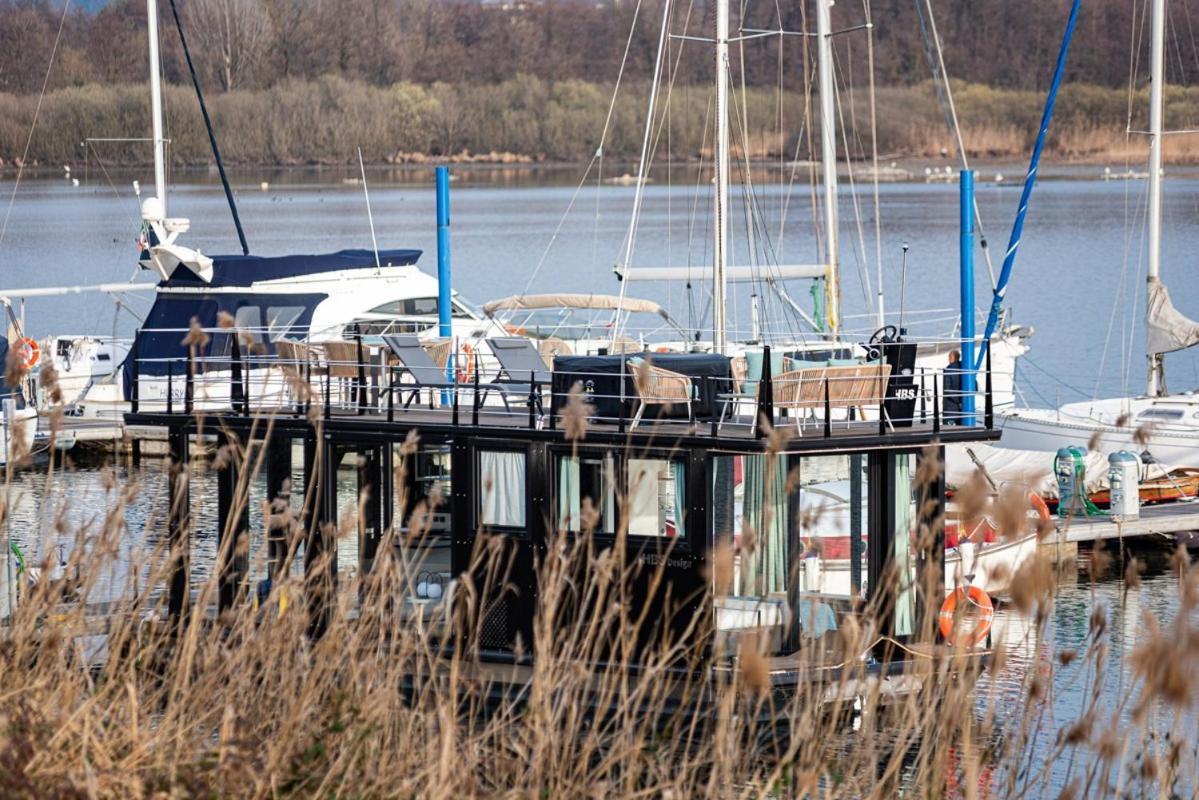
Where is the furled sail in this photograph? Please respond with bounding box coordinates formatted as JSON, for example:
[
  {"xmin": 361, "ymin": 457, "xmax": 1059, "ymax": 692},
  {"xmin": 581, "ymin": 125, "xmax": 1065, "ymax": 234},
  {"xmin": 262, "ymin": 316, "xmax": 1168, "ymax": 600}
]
[{"xmin": 1146, "ymin": 278, "xmax": 1199, "ymax": 354}]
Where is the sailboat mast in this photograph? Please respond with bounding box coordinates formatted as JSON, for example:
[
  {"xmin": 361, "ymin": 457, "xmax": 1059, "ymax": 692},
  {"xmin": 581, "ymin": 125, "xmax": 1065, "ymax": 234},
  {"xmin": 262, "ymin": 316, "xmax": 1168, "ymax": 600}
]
[
  {"xmin": 713, "ymin": 0, "xmax": 730, "ymax": 354},
  {"xmin": 816, "ymin": 0, "xmax": 840, "ymax": 336},
  {"xmin": 1147, "ymin": 0, "xmax": 1165, "ymax": 396},
  {"xmin": 146, "ymin": 0, "xmax": 167, "ymax": 212}
]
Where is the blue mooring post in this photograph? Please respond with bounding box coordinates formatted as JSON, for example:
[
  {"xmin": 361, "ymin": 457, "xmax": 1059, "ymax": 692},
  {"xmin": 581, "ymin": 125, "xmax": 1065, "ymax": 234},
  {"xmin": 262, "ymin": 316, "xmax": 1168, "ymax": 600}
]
[
  {"xmin": 436, "ymin": 166, "xmax": 453, "ymax": 401},
  {"xmin": 960, "ymin": 169, "xmax": 977, "ymax": 427}
]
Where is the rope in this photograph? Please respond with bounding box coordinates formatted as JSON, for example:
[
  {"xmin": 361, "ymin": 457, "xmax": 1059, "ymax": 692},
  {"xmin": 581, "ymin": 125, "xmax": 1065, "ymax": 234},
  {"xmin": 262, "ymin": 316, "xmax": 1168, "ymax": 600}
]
[{"xmin": 0, "ymin": 0, "xmax": 71, "ymax": 252}]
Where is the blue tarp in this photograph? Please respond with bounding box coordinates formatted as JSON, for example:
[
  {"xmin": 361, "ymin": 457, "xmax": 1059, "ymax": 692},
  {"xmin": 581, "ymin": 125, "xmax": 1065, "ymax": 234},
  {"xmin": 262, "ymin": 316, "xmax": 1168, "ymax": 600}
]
[{"xmin": 164, "ymin": 248, "xmax": 422, "ymax": 288}]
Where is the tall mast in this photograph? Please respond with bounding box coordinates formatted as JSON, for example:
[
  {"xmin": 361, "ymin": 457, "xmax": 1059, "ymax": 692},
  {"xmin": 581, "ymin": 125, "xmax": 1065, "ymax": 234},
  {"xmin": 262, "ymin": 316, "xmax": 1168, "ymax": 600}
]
[
  {"xmin": 1147, "ymin": 0, "xmax": 1165, "ymax": 396},
  {"xmin": 712, "ymin": 0, "xmax": 730, "ymax": 354},
  {"xmin": 146, "ymin": 0, "xmax": 167, "ymax": 213},
  {"xmin": 816, "ymin": 0, "xmax": 840, "ymax": 336}
]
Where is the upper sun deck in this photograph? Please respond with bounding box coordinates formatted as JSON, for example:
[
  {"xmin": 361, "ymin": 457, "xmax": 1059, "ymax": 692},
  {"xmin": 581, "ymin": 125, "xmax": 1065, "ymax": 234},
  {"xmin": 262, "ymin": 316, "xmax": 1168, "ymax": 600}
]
[{"xmin": 122, "ymin": 329, "xmax": 1002, "ymax": 452}]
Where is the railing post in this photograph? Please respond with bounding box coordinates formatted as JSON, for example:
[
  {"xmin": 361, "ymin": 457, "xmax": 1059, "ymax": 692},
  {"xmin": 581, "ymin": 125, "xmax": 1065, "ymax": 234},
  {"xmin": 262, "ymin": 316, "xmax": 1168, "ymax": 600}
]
[
  {"xmin": 823, "ymin": 375, "xmax": 832, "ymax": 439},
  {"xmin": 230, "ymin": 333, "xmax": 245, "ymax": 416},
  {"xmin": 185, "ymin": 346, "xmax": 194, "ymax": 415},
  {"xmin": 919, "ymin": 369, "xmax": 927, "ymax": 423},
  {"xmin": 527, "ymin": 370, "xmax": 536, "ymax": 429},
  {"xmin": 130, "ymin": 340, "xmax": 139, "ymax": 414},
  {"xmin": 618, "ymin": 361, "xmax": 627, "ymax": 434},
  {"xmin": 472, "ymin": 351, "xmax": 480, "ymax": 427},
  {"xmin": 707, "ymin": 376, "xmax": 718, "ymax": 437},
  {"xmin": 324, "ymin": 368, "xmax": 331, "ymax": 420},
  {"xmin": 756, "ymin": 344, "xmax": 774, "ymax": 438},
  {"xmin": 878, "ymin": 382, "xmax": 886, "ymax": 436},
  {"xmin": 985, "ymin": 344, "xmax": 994, "ymax": 430},
  {"xmin": 933, "ymin": 373, "xmax": 942, "ymax": 434},
  {"xmin": 452, "ymin": 380, "xmax": 460, "ymax": 427},
  {"xmin": 387, "ymin": 365, "xmax": 395, "ymax": 423},
  {"xmin": 355, "ymin": 328, "xmax": 367, "ymax": 415},
  {"xmin": 303, "ymin": 355, "xmax": 311, "ymax": 415},
  {"xmin": 166, "ymin": 361, "xmax": 173, "ymax": 415}
]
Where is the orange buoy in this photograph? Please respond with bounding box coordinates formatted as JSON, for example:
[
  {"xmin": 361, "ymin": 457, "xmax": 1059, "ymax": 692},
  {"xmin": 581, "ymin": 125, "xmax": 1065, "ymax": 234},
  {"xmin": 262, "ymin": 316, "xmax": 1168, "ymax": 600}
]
[
  {"xmin": 938, "ymin": 585, "xmax": 994, "ymax": 646},
  {"xmin": 1030, "ymin": 492, "xmax": 1051, "ymax": 525},
  {"xmin": 16, "ymin": 337, "xmax": 39, "ymax": 370}
]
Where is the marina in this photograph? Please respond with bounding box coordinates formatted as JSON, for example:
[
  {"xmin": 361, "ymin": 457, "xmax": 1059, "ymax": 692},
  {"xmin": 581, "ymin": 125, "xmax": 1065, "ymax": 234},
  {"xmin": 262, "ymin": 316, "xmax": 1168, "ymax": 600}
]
[{"xmin": 5, "ymin": 0, "xmax": 1199, "ymax": 794}]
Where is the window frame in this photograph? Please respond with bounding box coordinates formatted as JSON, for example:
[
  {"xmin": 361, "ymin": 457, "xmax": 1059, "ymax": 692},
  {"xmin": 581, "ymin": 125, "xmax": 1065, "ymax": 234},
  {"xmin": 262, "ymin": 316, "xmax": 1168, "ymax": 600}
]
[{"xmin": 474, "ymin": 446, "xmax": 530, "ymax": 533}]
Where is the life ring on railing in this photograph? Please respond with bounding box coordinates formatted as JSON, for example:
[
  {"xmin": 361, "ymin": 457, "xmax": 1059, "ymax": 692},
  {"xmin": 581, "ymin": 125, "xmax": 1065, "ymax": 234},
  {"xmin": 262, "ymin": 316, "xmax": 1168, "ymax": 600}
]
[
  {"xmin": 16, "ymin": 338, "xmax": 39, "ymax": 370},
  {"xmin": 1030, "ymin": 492, "xmax": 1051, "ymax": 526},
  {"xmin": 457, "ymin": 342, "xmax": 475, "ymax": 384},
  {"xmin": 938, "ymin": 585, "xmax": 994, "ymax": 646}
]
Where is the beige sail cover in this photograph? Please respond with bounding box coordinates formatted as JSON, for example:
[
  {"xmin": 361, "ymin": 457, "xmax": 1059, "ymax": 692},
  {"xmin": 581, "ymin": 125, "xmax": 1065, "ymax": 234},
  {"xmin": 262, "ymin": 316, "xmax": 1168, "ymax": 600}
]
[
  {"xmin": 483, "ymin": 293, "xmax": 665, "ymax": 317},
  {"xmin": 1146, "ymin": 279, "xmax": 1199, "ymax": 355}
]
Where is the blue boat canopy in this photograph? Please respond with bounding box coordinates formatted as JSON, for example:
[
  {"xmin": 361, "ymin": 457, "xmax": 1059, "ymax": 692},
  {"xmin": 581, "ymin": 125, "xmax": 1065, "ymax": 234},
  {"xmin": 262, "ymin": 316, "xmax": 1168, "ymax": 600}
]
[{"xmin": 164, "ymin": 248, "xmax": 422, "ymax": 288}]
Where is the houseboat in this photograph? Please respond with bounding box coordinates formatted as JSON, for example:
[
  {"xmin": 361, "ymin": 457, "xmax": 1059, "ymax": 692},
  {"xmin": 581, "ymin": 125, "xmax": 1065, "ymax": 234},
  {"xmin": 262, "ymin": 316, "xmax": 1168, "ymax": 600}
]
[{"xmin": 123, "ymin": 323, "xmax": 1002, "ymax": 694}]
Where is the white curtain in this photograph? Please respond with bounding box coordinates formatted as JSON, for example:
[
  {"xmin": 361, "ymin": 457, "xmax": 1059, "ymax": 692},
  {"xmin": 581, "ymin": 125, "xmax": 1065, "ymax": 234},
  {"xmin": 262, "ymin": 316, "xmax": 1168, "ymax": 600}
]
[
  {"xmin": 557, "ymin": 457, "xmax": 581, "ymax": 532},
  {"xmin": 479, "ymin": 451, "xmax": 526, "ymax": 527},
  {"xmin": 893, "ymin": 454, "xmax": 915, "ymax": 636}
]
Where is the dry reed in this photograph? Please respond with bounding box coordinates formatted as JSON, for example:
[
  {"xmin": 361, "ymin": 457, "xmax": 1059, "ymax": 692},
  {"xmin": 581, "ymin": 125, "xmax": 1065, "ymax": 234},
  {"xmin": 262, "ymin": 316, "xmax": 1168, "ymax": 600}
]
[{"xmin": 0, "ymin": 404, "xmax": 1193, "ymax": 798}]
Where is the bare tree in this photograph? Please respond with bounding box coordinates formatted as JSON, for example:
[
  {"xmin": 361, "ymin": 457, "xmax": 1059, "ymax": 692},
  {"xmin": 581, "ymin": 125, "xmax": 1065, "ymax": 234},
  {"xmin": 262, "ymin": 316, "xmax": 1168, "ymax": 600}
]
[{"xmin": 184, "ymin": 0, "xmax": 271, "ymax": 91}]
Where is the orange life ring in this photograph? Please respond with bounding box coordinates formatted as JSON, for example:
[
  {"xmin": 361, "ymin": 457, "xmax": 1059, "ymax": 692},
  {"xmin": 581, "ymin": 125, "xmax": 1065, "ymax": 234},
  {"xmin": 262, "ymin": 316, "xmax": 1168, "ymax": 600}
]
[
  {"xmin": 938, "ymin": 585, "xmax": 994, "ymax": 646},
  {"xmin": 16, "ymin": 338, "xmax": 39, "ymax": 370},
  {"xmin": 1030, "ymin": 492, "xmax": 1051, "ymax": 525},
  {"xmin": 456, "ymin": 342, "xmax": 475, "ymax": 383}
]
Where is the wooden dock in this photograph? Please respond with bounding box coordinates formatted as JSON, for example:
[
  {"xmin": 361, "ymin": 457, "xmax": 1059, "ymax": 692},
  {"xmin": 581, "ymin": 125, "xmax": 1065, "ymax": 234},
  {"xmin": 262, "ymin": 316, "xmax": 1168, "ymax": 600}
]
[{"xmin": 1056, "ymin": 501, "xmax": 1199, "ymax": 546}]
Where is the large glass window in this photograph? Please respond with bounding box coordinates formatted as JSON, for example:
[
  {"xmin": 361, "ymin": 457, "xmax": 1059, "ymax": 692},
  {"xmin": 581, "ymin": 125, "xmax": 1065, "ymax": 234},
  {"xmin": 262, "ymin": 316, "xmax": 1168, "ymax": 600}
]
[
  {"xmin": 395, "ymin": 444, "xmax": 452, "ymax": 537},
  {"xmin": 710, "ymin": 452, "xmax": 870, "ymax": 659},
  {"xmin": 626, "ymin": 458, "xmax": 686, "ymax": 538},
  {"xmin": 393, "ymin": 442, "xmax": 453, "ymax": 601},
  {"xmin": 556, "ymin": 453, "xmax": 616, "ymax": 534},
  {"xmin": 478, "ymin": 450, "xmax": 526, "ymax": 528}
]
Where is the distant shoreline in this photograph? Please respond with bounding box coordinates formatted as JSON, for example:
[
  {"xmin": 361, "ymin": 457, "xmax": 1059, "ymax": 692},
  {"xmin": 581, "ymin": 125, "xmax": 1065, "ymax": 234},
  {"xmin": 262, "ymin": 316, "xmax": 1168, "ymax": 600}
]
[{"xmin": 3, "ymin": 76, "xmax": 1198, "ymax": 172}]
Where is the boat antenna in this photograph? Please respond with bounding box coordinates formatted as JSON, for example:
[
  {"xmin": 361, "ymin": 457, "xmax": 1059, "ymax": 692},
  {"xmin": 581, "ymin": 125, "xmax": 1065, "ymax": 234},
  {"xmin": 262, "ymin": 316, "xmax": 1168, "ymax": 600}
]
[
  {"xmin": 358, "ymin": 148, "xmax": 382, "ymax": 274},
  {"xmin": 898, "ymin": 241, "xmax": 909, "ymax": 332},
  {"xmin": 166, "ymin": 0, "xmax": 250, "ymax": 256}
]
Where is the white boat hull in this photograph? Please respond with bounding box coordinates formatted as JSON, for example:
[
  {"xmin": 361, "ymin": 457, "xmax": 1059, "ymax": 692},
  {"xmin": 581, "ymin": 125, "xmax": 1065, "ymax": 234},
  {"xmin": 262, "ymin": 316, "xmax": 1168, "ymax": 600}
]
[
  {"xmin": 945, "ymin": 533, "xmax": 1040, "ymax": 597},
  {"xmin": 999, "ymin": 397, "xmax": 1199, "ymax": 469}
]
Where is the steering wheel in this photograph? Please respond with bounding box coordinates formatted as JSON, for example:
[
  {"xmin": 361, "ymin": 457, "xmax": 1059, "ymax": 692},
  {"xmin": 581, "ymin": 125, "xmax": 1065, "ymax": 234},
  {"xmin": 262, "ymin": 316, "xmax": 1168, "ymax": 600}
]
[{"xmin": 868, "ymin": 325, "xmax": 899, "ymax": 346}]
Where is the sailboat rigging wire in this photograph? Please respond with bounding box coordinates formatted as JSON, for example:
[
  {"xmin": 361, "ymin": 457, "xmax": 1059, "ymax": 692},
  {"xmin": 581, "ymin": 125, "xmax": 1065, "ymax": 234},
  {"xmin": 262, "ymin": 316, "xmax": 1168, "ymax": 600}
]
[
  {"xmin": 0, "ymin": 0, "xmax": 70, "ymax": 253},
  {"xmin": 914, "ymin": 0, "xmax": 997, "ymax": 290},
  {"xmin": 863, "ymin": 0, "xmax": 885, "ymax": 329},
  {"xmin": 168, "ymin": 0, "xmax": 249, "ymax": 256},
  {"xmin": 612, "ymin": 0, "xmax": 671, "ymax": 347},
  {"xmin": 830, "ymin": 46, "xmax": 875, "ymax": 309},
  {"xmin": 519, "ymin": 0, "xmax": 647, "ymax": 305},
  {"xmin": 974, "ymin": 0, "xmax": 1082, "ymax": 373},
  {"xmin": 356, "ymin": 149, "xmax": 381, "ymax": 273}
]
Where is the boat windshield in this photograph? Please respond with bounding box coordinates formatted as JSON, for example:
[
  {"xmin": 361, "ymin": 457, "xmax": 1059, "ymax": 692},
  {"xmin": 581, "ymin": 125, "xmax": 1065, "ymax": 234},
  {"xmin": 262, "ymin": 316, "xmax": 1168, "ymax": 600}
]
[{"xmin": 1137, "ymin": 406, "xmax": 1186, "ymax": 421}]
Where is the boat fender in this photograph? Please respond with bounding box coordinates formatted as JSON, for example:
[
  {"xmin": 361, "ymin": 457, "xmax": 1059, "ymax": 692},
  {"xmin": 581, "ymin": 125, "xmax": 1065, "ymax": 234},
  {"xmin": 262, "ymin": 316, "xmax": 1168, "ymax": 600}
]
[
  {"xmin": 16, "ymin": 338, "xmax": 39, "ymax": 370},
  {"xmin": 938, "ymin": 585, "xmax": 994, "ymax": 646}
]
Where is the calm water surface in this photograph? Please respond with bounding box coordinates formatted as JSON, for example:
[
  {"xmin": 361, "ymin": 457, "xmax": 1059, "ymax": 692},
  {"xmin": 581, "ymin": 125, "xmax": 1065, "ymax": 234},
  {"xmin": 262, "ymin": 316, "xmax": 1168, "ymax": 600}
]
[{"xmin": 4, "ymin": 166, "xmax": 1199, "ymax": 792}]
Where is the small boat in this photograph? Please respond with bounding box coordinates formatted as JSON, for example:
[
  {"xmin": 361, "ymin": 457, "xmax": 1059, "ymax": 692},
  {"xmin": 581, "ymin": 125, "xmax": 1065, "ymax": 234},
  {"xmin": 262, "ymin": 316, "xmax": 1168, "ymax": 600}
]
[
  {"xmin": 945, "ymin": 534, "xmax": 1040, "ymax": 597},
  {"xmin": 40, "ymin": 335, "xmax": 131, "ymax": 408}
]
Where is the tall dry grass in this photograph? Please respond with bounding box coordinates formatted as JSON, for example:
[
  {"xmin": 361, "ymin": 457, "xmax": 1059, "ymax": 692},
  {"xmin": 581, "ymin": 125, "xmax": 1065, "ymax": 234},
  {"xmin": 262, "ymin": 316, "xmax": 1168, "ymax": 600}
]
[
  {"xmin": 0, "ymin": 383, "xmax": 1195, "ymax": 797},
  {"xmin": 6, "ymin": 77, "xmax": 1199, "ymax": 168}
]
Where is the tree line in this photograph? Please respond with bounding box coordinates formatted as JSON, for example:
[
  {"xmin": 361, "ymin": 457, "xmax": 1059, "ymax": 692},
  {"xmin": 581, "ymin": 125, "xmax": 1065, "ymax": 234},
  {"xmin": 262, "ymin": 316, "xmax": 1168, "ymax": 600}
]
[{"xmin": 0, "ymin": 0, "xmax": 1187, "ymax": 96}]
